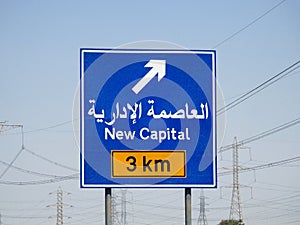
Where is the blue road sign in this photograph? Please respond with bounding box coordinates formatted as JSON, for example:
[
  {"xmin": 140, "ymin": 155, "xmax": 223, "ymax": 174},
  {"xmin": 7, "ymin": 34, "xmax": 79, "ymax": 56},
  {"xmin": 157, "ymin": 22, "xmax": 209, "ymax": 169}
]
[{"xmin": 80, "ymin": 49, "xmax": 216, "ymax": 188}]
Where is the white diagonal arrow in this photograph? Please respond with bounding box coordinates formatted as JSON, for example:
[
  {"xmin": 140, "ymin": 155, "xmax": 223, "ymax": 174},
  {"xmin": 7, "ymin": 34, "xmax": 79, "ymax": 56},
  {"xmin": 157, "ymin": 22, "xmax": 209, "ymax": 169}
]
[{"xmin": 132, "ymin": 60, "xmax": 166, "ymax": 94}]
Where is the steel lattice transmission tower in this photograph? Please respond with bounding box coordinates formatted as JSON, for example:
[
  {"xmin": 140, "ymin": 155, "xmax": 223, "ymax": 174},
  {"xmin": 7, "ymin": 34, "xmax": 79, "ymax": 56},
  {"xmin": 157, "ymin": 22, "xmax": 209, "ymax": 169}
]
[
  {"xmin": 120, "ymin": 189, "xmax": 127, "ymax": 225},
  {"xmin": 56, "ymin": 187, "xmax": 64, "ymax": 225},
  {"xmin": 229, "ymin": 137, "xmax": 244, "ymax": 225},
  {"xmin": 48, "ymin": 187, "xmax": 71, "ymax": 225},
  {"xmin": 112, "ymin": 189, "xmax": 129, "ymax": 225},
  {"xmin": 220, "ymin": 137, "xmax": 252, "ymax": 225},
  {"xmin": 111, "ymin": 191, "xmax": 118, "ymax": 225},
  {"xmin": 197, "ymin": 189, "xmax": 208, "ymax": 225}
]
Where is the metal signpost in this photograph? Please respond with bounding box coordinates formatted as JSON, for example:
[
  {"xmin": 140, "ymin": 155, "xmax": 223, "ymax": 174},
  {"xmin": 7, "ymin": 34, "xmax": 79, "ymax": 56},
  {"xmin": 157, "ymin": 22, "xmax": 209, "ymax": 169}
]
[{"xmin": 80, "ymin": 48, "xmax": 217, "ymax": 224}]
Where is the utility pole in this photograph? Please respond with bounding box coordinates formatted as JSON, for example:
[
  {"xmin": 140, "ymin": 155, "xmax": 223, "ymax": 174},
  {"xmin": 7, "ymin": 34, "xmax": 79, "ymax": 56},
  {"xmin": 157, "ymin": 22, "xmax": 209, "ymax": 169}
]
[{"xmin": 197, "ymin": 189, "xmax": 208, "ymax": 225}]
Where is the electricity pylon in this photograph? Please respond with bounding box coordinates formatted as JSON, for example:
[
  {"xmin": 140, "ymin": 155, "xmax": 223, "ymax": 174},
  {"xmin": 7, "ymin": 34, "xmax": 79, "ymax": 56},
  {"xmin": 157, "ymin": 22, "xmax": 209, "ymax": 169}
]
[
  {"xmin": 228, "ymin": 137, "xmax": 252, "ymax": 225},
  {"xmin": 48, "ymin": 187, "xmax": 72, "ymax": 225},
  {"xmin": 112, "ymin": 189, "xmax": 132, "ymax": 225},
  {"xmin": 229, "ymin": 137, "xmax": 243, "ymax": 223},
  {"xmin": 197, "ymin": 189, "xmax": 208, "ymax": 225}
]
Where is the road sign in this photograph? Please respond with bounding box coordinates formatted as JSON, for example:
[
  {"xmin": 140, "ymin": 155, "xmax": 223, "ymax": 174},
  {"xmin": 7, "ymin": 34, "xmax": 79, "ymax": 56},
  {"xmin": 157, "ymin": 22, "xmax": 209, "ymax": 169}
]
[{"xmin": 80, "ymin": 48, "xmax": 216, "ymax": 188}]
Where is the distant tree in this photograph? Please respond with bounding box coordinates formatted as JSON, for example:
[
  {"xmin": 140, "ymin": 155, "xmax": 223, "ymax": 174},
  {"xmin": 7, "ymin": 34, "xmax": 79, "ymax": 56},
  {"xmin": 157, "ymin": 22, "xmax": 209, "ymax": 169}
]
[{"xmin": 218, "ymin": 219, "xmax": 244, "ymax": 225}]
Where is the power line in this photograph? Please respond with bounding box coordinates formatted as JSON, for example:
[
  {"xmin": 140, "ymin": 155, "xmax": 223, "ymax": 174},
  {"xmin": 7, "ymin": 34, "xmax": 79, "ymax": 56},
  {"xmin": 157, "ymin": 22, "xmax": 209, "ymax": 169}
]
[
  {"xmin": 0, "ymin": 214, "xmax": 47, "ymax": 219},
  {"xmin": 219, "ymin": 155, "xmax": 300, "ymax": 176},
  {"xmin": 239, "ymin": 117, "xmax": 300, "ymax": 146},
  {"xmin": 0, "ymin": 147, "xmax": 24, "ymax": 179},
  {"xmin": 220, "ymin": 116, "xmax": 300, "ymax": 153},
  {"xmin": 0, "ymin": 173, "xmax": 78, "ymax": 185},
  {"xmin": 0, "ymin": 122, "xmax": 23, "ymax": 133},
  {"xmin": 0, "ymin": 120, "xmax": 74, "ymax": 136},
  {"xmin": 213, "ymin": 0, "xmax": 287, "ymax": 48},
  {"xmin": 0, "ymin": 160, "xmax": 69, "ymax": 178},
  {"xmin": 24, "ymin": 120, "xmax": 74, "ymax": 134},
  {"xmin": 23, "ymin": 147, "xmax": 78, "ymax": 172},
  {"xmin": 1, "ymin": 123, "xmax": 77, "ymax": 175},
  {"xmin": 217, "ymin": 61, "xmax": 300, "ymax": 115}
]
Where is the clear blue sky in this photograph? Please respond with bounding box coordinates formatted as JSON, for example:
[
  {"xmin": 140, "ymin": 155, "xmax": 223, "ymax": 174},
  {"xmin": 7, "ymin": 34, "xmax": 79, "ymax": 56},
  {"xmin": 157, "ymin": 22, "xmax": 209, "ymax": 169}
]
[{"xmin": 1, "ymin": 0, "xmax": 300, "ymax": 224}]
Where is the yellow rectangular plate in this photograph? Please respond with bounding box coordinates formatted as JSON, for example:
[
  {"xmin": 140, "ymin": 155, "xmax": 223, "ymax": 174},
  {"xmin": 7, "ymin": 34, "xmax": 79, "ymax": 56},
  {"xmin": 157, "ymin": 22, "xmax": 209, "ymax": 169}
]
[{"xmin": 111, "ymin": 150, "xmax": 186, "ymax": 178}]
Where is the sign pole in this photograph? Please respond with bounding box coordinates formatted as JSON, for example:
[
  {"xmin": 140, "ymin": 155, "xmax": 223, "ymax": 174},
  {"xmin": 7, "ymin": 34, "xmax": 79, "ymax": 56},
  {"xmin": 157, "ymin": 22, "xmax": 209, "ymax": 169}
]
[
  {"xmin": 185, "ymin": 188, "xmax": 191, "ymax": 225},
  {"xmin": 105, "ymin": 188, "xmax": 112, "ymax": 225}
]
